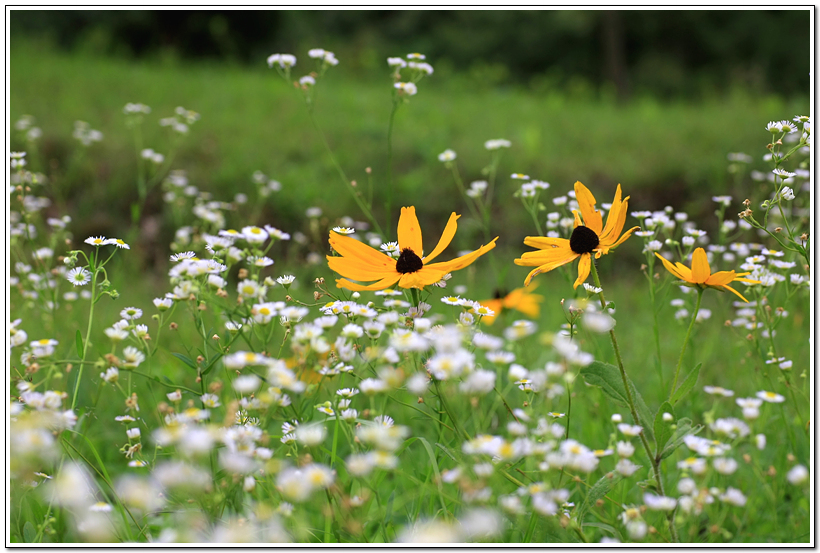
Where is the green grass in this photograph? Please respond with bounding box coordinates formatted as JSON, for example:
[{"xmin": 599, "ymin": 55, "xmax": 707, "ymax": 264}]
[
  {"xmin": 9, "ymin": 38, "xmax": 811, "ymax": 544},
  {"xmin": 10, "ymin": 36, "xmax": 808, "ymax": 244}
]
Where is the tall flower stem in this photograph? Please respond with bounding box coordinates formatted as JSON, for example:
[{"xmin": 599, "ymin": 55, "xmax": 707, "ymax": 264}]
[
  {"xmin": 669, "ymin": 288, "xmax": 703, "ymax": 400},
  {"xmin": 386, "ymin": 100, "xmax": 400, "ymax": 238},
  {"xmin": 589, "ymin": 261, "xmax": 679, "ymax": 543},
  {"xmin": 71, "ymin": 255, "xmax": 99, "ymax": 411},
  {"xmin": 306, "ymin": 108, "xmax": 384, "ymax": 238}
]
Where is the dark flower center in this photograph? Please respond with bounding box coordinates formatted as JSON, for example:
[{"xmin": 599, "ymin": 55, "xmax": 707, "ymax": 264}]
[
  {"xmin": 396, "ymin": 248, "xmax": 424, "ymax": 274},
  {"xmin": 569, "ymin": 225, "xmax": 600, "ymax": 254}
]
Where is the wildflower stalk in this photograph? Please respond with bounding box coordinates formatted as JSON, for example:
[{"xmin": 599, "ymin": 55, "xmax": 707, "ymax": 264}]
[
  {"xmin": 305, "ymin": 108, "xmax": 384, "ymax": 238},
  {"xmin": 645, "ymin": 258, "xmax": 665, "ymax": 392},
  {"xmin": 386, "ymin": 100, "xmax": 400, "ymax": 237},
  {"xmin": 589, "ymin": 261, "xmax": 679, "ymax": 543},
  {"xmin": 71, "ymin": 255, "xmax": 99, "ymax": 411},
  {"xmin": 669, "ymin": 288, "xmax": 703, "ymax": 400}
]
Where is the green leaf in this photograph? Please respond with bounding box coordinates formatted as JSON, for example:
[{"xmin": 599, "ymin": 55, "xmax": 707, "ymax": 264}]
[
  {"xmin": 660, "ymin": 417, "xmax": 704, "ymax": 460},
  {"xmin": 581, "ymin": 521, "xmax": 620, "ymax": 538},
  {"xmin": 653, "ymin": 402, "xmax": 675, "ymax": 457},
  {"xmin": 23, "ymin": 521, "xmax": 36, "ymax": 543},
  {"xmin": 580, "ymin": 361, "xmax": 655, "ymax": 443},
  {"xmin": 75, "ymin": 329, "xmax": 83, "ymax": 358},
  {"xmin": 435, "ymin": 442, "xmax": 459, "ymax": 463},
  {"xmin": 171, "ymin": 352, "xmax": 197, "ymax": 370},
  {"xmin": 201, "ymin": 352, "xmax": 224, "ymax": 376},
  {"xmin": 671, "ymin": 363, "xmax": 702, "ymax": 405},
  {"xmin": 415, "ymin": 437, "xmax": 443, "ymax": 492},
  {"xmin": 575, "ymin": 471, "xmax": 623, "ymax": 524}
]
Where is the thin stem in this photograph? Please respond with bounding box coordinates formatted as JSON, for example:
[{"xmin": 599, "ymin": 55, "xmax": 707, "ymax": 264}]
[
  {"xmin": 669, "ymin": 288, "xmax": 703, "ymax": 400},
  {"xmin": 589, "ymin": 261, "xmax": 679, "ymax": 543},
  {"xmin": 305, "ymin": 109, "xmax": 384, "ymax": 237},
  {"xmin": 71, "ymin": 257, "xmax": 99, "ymax": 410},
  {"xmin": 386, "ymin": 101, "xmax": 400, "ymax": 238}
]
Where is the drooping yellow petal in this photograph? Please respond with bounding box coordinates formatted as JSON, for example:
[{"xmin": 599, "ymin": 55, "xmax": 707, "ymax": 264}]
[
  {"xmin": 336, "ymin": 274, "xmax": 402, "ymax": 291},
  {"xmin": 573, "ymin": 253, "xmax": 592, "ymax": 289},
  {"xmin": 397, "ymin": 206, "xmax": 424, "ymax": 256},
  {"xmin": 690, "ymin": 248, "xmax": 711, "ymax": 284},
  {"xmin": 329, "ymin": 232, "xmax": 395, "ymax": 270},
  {"xmin": 574, "ymin": 181, "xmax": 603, "ymax": 235},
  {"xmin": 422, "ymin": 212, "xmax": 460, "ymax": 264},
  {"xmin": 520, "ymin": 253, "xmax": 580, "ymax": 286},
  {"xmin": 721, "ymin": 284, "xmax": 750, "ymax": 303},
  {"xmin": 426, "ymin": 237, "xmax": 498, "ymax": 273}
]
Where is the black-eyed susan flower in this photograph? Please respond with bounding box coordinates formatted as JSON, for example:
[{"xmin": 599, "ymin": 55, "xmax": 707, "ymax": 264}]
[
  {"xmin": 475, "ymin": 283, "xmax": 544, "ymax": 325},
  {"xmin": 654, "ymin": 247, "xmax": 759, "ymax": 302},
  {"xmin": 515, "ymin": 181, "xmax": 639, "ymax": 288},
  {"xmin": 328, "ymin": 206, "xmax": 497, "ymax": 291}
]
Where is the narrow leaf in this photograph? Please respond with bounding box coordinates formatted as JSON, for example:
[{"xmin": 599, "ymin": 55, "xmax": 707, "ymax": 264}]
[
  {"xmin": 660, "ymin": 418, "xmax": 704, "ymax": 460},
  {"xmin": 171, "ymin": 352, "xmax": 197, "ymax": 370},
  {"xmin": 75, "ymin": 329, "xmax": 84, "ymax": 358},
  {"xmin": 653, "ymin": 402, "xmax": 675, "ymax": 457},
  {"xmin": 580, "ymin": 361, "xmax": 655, "ymax": 443},
  {"xmin": 671, "ymin": 363, "xmax": 702, "ymax": 405},
  {"xmin": 575, "ymin": 471, "xmax": 623, "ymax": 524}
]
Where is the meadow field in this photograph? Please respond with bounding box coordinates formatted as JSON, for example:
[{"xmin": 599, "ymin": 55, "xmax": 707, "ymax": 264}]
[{"xmin": 8, "ymin": 36, "xmax": 812, "ymax": 544}]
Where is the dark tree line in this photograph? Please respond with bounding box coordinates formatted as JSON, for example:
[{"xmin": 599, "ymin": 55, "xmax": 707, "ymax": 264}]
[{"xmin": 11, "ymin": 10, "xmax": 811, "ymax": 98}]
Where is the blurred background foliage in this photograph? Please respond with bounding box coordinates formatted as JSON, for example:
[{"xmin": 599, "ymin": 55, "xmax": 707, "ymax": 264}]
[
  {"xmin": 11, "ymin": 10, "xmax": 811, "ymax": 98},
  {"xmin": 9, "ymin": 9, "xmax": 811, "ymax": 276}
]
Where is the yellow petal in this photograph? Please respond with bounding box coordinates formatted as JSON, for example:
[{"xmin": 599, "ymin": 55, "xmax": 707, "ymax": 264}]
[
  {"xmin": 598, "ymin": 224, "xmax": 639, "ymax": 254},
  {"xmin": 336, "ymin": 274, "xmax": 401, "ymax": 291},
  {"xmin": 422, "ymin": 212, "xmax": 460, "ymax": 264},
  {"xmin": 573, "ymin": 253, "xmax": 592, "ymax": 289},
  {"xmin": 426, "ymin": 237, "xmax": 498, "ymax": 273},
  {"xmin": 720, "ymin": 283, "xmax": 750, "ymax": 303},
  {"xmin": 600, "ymin": 196, "xmax": 631, "ymax": 249},
  {"xmin": 690, "ymin": 248, "xmax": 711, "ymax": 284},
  {"xmin": 599, "ymin": 184, "xmax": 623, "ymax": 242},
  {"xmin": 574, "ymin": 181, "xmax": 603, "ymax": 235},
  {"xmin": 523, "ymin": 236, "xmax": 569, "ymax": 249},
  {"xmin": 327, "ymin": 256, "xmax": 397, "ymax": 282},
  {"xmin": 705, "ymin": 270, "xmax": 738, "ymax": 287},
  {"xmin": 521, "ymin": 253, "xmax": 580, "ymax": 285},
  {"xmin": 398, "ymin": 266, "xmax": 446, "ymax": 289},
  {"xmin": 655, "ymin": 252, "xmax": 692, "ymax": 282},
  {"xmin": 329, "ymin": 232, "xmax": 395, "ymax": 269},
  {"xmin": 397, "ymin": 206, "xmax": 423, "ymax": 256}
]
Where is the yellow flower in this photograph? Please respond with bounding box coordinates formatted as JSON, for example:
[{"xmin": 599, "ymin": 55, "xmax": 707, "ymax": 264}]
[
  {"xmin": 655, "ymin": 247, "xmax": 759, "ymax": 302},
  {"xmin": 515, "ymin": 181, "xmax": 639, "ymax": 288},
  {"xmin": 475, "ymin": 283, "xmax": 544, "ymax": 325},
  {"xmin": 328, "ymin": 206, "xmax": 497, "ymax": 291}
]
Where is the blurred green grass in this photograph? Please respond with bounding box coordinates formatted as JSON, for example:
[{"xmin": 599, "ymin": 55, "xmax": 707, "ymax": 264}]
[
  {"xmin": 10, "ymin": 36, "xmax": 810, "ymax": 397},
  {"xmin": 10, "ymin": 36, "xmax": 808, "ymax": 248}
]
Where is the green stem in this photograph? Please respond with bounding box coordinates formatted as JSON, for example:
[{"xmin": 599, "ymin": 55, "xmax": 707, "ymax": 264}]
[
  {"xmin": 71, "ymin": 259, "xmax": 99, "ymax": 410},
  {"xmin": 305, "ymin": 109, "xmax": 384, "ymax": 237},
  {"xmin": 589, "ymin": 261, "xmax": 679, "ymax": 543},
  {"xmin": 646, "ymin": 260, "xmax": 665, "ymax": 393},
  {"xmin": 386, "ymin": 101, "xmax": 400, "ymax": 238},
  {"xmin": 669, "ymin": 288, "xmax": 703, "ymax": 400}
]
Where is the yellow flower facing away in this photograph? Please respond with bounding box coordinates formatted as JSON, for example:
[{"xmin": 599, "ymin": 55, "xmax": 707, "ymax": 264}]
[
  {"xmin": 655, "ymin": 247, "xmax": 759, "ymax": 302},
  {"xmin": 514, "ymin": 181, "xmax": 640, "ymax": 288},
  {"xmin": 475, "ymin": 283, "xmax": 544, "ymax": 325},
  {"xmin": 328, "ymin": 206, "xmax": 498, "ymax": 291}
]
